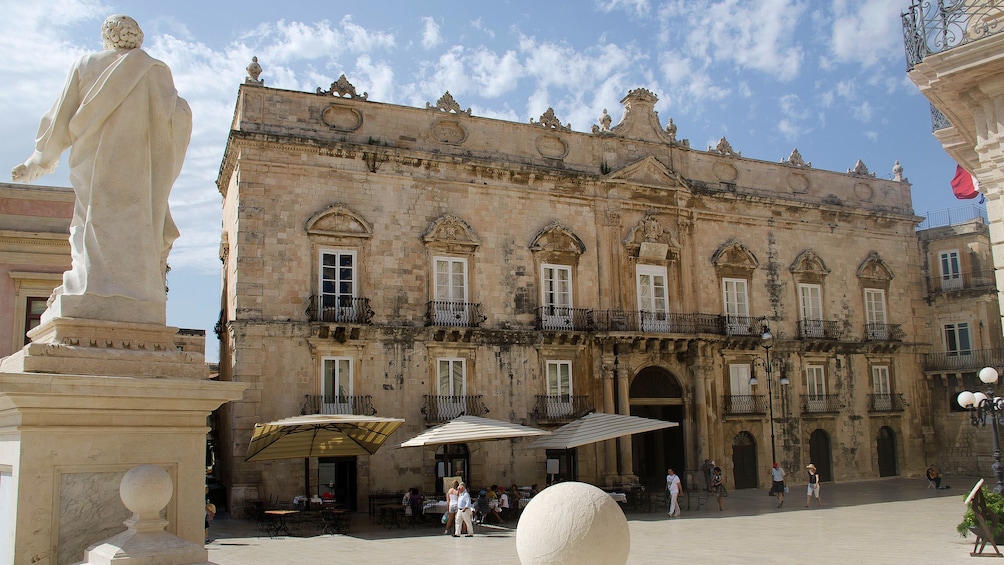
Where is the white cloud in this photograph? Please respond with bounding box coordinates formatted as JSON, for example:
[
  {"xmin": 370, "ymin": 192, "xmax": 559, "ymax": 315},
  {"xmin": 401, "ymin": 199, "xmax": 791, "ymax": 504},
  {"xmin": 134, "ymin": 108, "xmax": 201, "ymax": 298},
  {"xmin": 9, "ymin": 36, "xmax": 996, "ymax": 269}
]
[
  {"xmin": 596, "ymin": 0, "xmax": 651, "ymax": 17},
  {"xmin": 421, "ymin": 16, "xmax": 442, "ymax": 49},
  {"xmin": 470, "ymin": 48, "xmax": 523, "ymax": 98},
  {"xmin": 829, "ymin": 0, "xmax": 903, "ymax": 68},
  {"xmin": 851, "ymin": 100, "xmax": 874, "ymax": 122},
  {"xmin": 669, "ymin": 0, "xmax": 806, "ymax": 82},
  {"xmin": 470, "ymin": 18, "xmax": 495, "ymax": 39}
]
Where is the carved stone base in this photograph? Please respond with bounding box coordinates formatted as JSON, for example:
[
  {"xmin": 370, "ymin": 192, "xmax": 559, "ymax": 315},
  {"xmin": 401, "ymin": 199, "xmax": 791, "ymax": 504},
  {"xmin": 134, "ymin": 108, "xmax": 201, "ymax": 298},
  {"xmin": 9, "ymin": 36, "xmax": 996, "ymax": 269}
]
[
  {"xmin": 41, "ymin": 293, "xmax": 167, "ymax": 326},
  {"xmin": 0, "ymin": 317, "xmax": 207, "ymax": 378}
]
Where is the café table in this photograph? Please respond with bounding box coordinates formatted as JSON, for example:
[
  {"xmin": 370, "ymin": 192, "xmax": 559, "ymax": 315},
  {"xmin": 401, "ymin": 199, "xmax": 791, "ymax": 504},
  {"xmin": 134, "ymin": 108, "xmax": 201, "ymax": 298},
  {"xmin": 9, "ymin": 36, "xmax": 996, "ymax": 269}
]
[{"xmin": 264, "ymin": 509, "xmax": 300, "ymax": 537}]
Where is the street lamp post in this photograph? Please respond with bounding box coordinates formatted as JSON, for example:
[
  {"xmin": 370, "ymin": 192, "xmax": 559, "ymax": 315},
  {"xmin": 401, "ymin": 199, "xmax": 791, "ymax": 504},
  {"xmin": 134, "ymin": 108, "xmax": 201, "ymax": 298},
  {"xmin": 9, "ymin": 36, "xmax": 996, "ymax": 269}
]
[
  {"xmin": 749, "ymin": 320, "xmax": 789, "ymax": 465},
  {"xmin": 958, "ymin": 366, "xmax": 1004, "ymax": 494}
]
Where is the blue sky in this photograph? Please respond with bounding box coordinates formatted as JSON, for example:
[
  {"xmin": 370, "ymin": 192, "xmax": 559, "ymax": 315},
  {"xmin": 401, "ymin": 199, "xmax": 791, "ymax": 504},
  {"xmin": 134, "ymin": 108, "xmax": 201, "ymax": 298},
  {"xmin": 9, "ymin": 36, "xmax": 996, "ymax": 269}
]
[{"xmin": 1, "ymin": 0, "xmax": 969, "ymax": 361}]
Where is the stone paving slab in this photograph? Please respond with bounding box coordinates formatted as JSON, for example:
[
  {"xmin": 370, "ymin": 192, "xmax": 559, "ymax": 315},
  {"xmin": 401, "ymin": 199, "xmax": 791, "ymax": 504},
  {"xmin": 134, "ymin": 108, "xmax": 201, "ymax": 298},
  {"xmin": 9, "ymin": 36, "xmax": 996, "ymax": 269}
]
[{"xmin": 206, "ymin": 477, "xmax": 983, "ymax": 564}]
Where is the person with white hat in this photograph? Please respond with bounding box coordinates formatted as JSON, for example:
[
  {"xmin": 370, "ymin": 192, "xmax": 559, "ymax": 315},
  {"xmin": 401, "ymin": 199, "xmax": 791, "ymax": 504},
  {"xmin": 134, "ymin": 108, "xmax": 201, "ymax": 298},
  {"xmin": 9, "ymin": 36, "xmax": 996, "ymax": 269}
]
[{"xmin": 806, "ymin": 464, "xmax": 821, "ymax": 507}]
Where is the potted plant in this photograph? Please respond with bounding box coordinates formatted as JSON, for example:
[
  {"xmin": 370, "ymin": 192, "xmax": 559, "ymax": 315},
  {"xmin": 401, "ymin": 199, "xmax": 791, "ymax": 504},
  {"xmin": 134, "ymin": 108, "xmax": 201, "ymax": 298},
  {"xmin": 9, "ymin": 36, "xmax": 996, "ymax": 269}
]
[{"xmin": 958, "ymin": 488, "xmax": 1004, "ymax": 543}]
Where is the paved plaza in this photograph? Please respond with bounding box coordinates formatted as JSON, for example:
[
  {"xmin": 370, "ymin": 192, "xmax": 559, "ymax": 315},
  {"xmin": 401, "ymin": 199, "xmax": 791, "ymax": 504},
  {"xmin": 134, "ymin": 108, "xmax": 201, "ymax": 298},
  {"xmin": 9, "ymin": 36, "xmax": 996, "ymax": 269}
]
[{"xmin": 204, "ymin": 476, "xmax": 991, "ymax": 564}]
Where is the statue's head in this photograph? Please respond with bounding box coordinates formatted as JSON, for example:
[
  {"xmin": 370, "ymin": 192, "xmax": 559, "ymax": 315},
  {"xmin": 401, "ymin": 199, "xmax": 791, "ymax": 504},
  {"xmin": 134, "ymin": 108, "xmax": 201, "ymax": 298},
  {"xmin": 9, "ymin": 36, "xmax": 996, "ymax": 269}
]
[{"xmin": 101, "ymin": 15, "xmax": 143, "ymax": 50}]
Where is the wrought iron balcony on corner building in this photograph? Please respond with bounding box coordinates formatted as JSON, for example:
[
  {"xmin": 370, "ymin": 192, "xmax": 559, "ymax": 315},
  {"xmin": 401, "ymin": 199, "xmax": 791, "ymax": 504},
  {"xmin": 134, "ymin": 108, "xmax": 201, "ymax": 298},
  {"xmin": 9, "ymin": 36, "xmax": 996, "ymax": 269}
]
[
  {"xmin": 421, "ymin": 395, "xmax": 489, "ymax": 423},
  {"xmin": 902, "ymin": 0, "xmax": 1004, "ymax": 72},
  {"xmin": 301, "ymin": 394, "xmax": 377, "ymax": 416}
]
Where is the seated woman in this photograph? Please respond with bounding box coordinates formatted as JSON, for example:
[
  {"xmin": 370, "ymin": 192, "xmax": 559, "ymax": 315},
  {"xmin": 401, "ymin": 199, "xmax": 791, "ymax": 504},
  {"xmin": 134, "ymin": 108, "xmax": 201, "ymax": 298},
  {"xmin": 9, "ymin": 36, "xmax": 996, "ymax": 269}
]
[{"xmin": 926, "ymin": 465, "xmax": 943, "ymax": 489}]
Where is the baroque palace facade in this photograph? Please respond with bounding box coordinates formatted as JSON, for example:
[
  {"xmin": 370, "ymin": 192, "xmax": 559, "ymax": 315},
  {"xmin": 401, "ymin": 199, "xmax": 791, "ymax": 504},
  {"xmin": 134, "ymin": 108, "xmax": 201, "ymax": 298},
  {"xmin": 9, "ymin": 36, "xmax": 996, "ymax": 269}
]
[{"xmin": 216, "ymin": 71, "xmax": 944, "ymax": 512}]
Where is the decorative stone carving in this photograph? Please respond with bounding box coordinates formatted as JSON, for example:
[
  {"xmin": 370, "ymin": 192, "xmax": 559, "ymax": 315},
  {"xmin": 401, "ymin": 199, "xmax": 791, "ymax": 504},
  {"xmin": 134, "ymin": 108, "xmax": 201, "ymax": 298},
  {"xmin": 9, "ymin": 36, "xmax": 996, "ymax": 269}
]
[
  {"xmin": 712, "ymin": 240, "xmax": 759, "ymax": 271},
  {"xmin": 426, "ymin": 91, "xmax": 471, "ymax": 115},
  {"xmin": 782, "ymin": 148, "xmax": 810, "ymax": 167},
  {"xmin": 531, "ymin": 107, "xmax": 571, "ymax": 131},
  {"xmin": 854, "ymin": 182, "xmax": 875, "ymax": 202},
  {"xmin": 848, "ymin": 159, "xmax": 876, "ymax": 177},
  {"xmin": 321, "ymin": 105, "xmax": 363, "ymax": 131},
  {"xmin": 605, "ymin": 156, "xmax": 686, "ymax": 189},
  {"xmin": 713, "ymin": 162, "xmax": 739, "ymax": 183},
  {"xmin": 529, "ymin": 223, "xmax": 586, "ymax": 255},
  {"xmin": 600, "ymin": 108, "xmax": 612, "ymax": 130},
  {"xmin": 789, "ymin": 249, "xmax": 830, "ymax": 276},
  {"xmin": 666, "ymin": 118, "xmax": 677, "ymax": 141},
  {"xmin": 857, "ymin": 251, "xmax": 894, "ymax": 281},
  {"xmin": 316, "ymin": 74, "xmax": 368, "ymax": 100},
  {"xmin": 245, "ymin": 56, "xmax": 263, "ymax": 86},
  {"xmin": 609, "ymin": 88, "xmax": 675, "ymax": 144},
  {"xmin": 305, "ymin": 203, "xmax": 373, "ymax": 238},
  {"xmin": 709, "ymin": 136, "xmax": 741, "ymax": 157},
  {"xmin": 787, "ymin": 172, "xmax": 810, "ymax": 193},
  {"xmin": 535, "ymin": 135, "xmax": 569, "ymax": 159},
  {"xmin": 893, "ymin": 160, "xmax": 906, "ymax": 182},
  {"xmin": 431, "ymin": 119, "xmax": 468, "ymax": 145},
  {"xmin": 423, "ymin": 214, "xmax": 480, "ymax": 253},
  {"xmin": 623, "ymin": 213, "xmax": 681, "ymax": 262}
]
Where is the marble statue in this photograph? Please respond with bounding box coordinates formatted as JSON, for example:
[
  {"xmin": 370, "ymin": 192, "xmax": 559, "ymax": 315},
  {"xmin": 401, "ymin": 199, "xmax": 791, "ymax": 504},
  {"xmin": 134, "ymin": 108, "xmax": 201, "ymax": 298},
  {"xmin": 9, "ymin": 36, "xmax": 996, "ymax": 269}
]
[{"xmin": 11, "ymin": 14, "xmax": 191, "ymax": 325}]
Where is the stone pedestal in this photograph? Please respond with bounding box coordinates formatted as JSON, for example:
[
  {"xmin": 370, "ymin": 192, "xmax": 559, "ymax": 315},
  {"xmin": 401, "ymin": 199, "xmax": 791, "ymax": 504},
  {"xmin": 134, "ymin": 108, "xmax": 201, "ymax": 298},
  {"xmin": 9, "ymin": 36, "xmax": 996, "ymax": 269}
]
[
  {"xmin": 0, "ymin": 318, "xmax": 206, "ymax": 379},
  {"xmin": 0, "ymin": 365, "xmax": 245, "ymax": 564}
]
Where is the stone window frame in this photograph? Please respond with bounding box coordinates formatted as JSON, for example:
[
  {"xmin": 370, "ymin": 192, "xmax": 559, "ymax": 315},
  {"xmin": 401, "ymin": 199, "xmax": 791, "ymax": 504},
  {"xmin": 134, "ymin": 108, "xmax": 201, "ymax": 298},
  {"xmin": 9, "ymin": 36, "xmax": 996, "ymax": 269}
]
[
  {"xmin": 8, "ymin": 271, "xmax": 61, "ymax": 352},
  {"xmin": 790, "ymin": 249, "xmax": 830, "ymax": 326},
  {"xmin": 635, "ymin": 263, "xmax": 670, "ymax": 317},
  {"xmin": 305, "ymin": 204, "xmax": 372, "ymax": 308},
  {"xmin": 529, "ymin": 222, "xmax": 586, "ymax": 314},
  {"xmin": 423, "ymin": 214, "xmax": 481, "ymax": 306},
  {"xmin": 320, "ymin": 355, "xmax": 354, "ymax": 402},
  {"xmin": 712, "ymin": 240, "xmax": 759, "ymax": 318}
]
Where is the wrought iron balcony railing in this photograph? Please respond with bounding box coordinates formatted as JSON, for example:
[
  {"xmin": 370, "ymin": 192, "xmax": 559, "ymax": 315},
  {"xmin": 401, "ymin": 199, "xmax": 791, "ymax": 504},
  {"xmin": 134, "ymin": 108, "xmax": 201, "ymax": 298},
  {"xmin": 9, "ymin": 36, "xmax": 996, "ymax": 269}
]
[
  {"xmin": 591, "ymin": 310, "xmax": 737, "ymax": 335},
  {"xmin": 301, "ymin": 394, "xmax": 377, "ymax": 416},
  {"xmin": 800, "ymin": 394, "xmax": 842, "ymax": 414},
  {"xmin": 531, "ymin": 395, "xmax": 593, "ymax": 421},
  {"xmin": 307, "ymin": 295, "xmax": 374, "ymax": 324},
  {"xmin": 923, "ymin": 348, "xmax": 1004, "ymax": 371},
  {"xmin": 536, "ymin": 306, "xmax": 594, "ymax": 331},
  {"xmin": 902, "ymin": 0, "xmax": 1004, "ymax": 71},
  {"xmin": 864, "ymin": 323, "xmax": 905, "ymax": 342},
  {"xmin": 421, "ymin": 394, "xmax": 489, "ymax": 422},
  {"xmin": 425, "ymin": 301, "xmax": 487, "ymax": 328},
  {"xmin": 722, "ymin": 394, "xmax": 768, "ymax": 416},
  {"xmin": 868, "ymin": 393, "xmax": 908, "ymax": 412},
  {"xmin": 926, "ymin": 269, "xmax": 996, "ymax": 293},
  {"xmin": 797, "ymin": 320, "xmax": 841, "ymax": 340}
]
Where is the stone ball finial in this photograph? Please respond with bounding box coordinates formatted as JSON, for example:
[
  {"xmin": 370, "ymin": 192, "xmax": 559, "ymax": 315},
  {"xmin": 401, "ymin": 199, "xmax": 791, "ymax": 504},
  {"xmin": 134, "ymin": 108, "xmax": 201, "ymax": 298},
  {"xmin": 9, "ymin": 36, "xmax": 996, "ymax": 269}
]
[
  {"xmin": 516, "ymin": 482, "xmax": 630, "ymax": 565},
  {"xmin": 246, "ymin": 56, "xmax": 264, "ymax": 86},
  {"xmin": 121, "ymin": 464, "xmax": 173, "ymax": 517}
]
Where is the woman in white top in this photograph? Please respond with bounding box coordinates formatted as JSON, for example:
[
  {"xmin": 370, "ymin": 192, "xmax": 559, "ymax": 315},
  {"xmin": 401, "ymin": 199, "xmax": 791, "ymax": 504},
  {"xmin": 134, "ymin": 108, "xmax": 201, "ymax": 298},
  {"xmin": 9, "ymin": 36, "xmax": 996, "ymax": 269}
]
[{"xmin": 444, "ymin": 480, "xmax": 460, "ymax": 535}]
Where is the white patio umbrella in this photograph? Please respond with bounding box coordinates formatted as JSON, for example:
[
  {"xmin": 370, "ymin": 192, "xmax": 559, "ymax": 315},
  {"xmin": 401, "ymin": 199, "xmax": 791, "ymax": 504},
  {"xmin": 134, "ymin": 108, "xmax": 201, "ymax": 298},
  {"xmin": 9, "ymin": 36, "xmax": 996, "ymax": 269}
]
[
  {"xmin": 399, "ymin": 415, "xmax": 549, "ymax": 447},
  {"xmin": 528, "ymin": 412, "xmax": 677, "ymax": 450}
]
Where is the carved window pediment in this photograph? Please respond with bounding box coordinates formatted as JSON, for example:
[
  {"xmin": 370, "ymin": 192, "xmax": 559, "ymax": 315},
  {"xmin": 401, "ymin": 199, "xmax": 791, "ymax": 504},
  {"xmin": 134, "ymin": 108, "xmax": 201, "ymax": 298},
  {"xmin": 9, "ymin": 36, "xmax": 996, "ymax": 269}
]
[
  {"xmin": 306, "ymin": 204, "xmax": 372, "ymax": 239},
  {"xmin": 529, "ymin": 223, "xmax": 586, "ymax": 261},
  {"xmin": 423, "ymin": 214, "xmax": 480, "ymax": 254},
  {"xmin": 790, "ymin": 249, "xmax": 830, "ymax": 283},
  {"xmin": 713, "ymin": 240, "xmax": 759, "ymax": 273},
  {"xmin": 856, "ymin": 251, "xmax": 894, "ymax": 283}
]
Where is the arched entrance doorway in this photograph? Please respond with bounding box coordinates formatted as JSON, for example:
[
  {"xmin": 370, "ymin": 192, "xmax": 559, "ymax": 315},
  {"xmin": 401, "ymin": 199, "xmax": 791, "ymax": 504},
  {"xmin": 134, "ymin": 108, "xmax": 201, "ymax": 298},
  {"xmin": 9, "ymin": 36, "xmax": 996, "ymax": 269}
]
[
  {"xmin": 434, "ymin": 444, "xmax": 470, "ymax": 495},
  {"xmin": 877, "ymin": 426, "xmax": 897, "ymax": 477},
  {"xmin": 732, "ymin": 431, "xmax": 758, "ymax": 488},
  {"xmin": 630, "ymin": 366, "xmax": 685, "ymax": 492},
  {"xmin": 809, "ymin": 429, "xmax": 833, "ymax": 482}
]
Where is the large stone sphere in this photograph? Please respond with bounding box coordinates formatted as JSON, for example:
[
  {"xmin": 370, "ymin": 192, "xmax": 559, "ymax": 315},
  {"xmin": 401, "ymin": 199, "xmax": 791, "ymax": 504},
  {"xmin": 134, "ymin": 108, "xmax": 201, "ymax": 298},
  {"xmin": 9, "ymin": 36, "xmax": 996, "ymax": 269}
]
[
  {"xmin": 516, "ymin": 481, "xmax": 630, "ymax": 565},
  {"xmin": 120, "ymin": 464, "xmax": 173, "ymax": 515}
]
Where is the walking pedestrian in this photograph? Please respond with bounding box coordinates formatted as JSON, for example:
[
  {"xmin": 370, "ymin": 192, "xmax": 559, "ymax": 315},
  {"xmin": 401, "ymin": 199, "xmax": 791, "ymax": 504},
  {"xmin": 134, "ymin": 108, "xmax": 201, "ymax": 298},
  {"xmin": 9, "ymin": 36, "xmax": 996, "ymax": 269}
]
[
  {"xmin": 711, "ymin": 466, "xmax": 725, "ymax": 511},
  {"xmin": 666, "ymin": 468, "xmax": 682, "ymax": 517},
  {"xmin": 771, "ymin": 462, "xmax": 786, "ymax": 508},
  {"xmin": 454, "ymin": 483, "xmax": 475, "ymax": 537},
  {"xmin": 444, "ymin": 480, "xmax": 459, "ymax": 535},
  {"xmin": 806, "ymin": 464, "xmax": 821, "ymax": 507}
]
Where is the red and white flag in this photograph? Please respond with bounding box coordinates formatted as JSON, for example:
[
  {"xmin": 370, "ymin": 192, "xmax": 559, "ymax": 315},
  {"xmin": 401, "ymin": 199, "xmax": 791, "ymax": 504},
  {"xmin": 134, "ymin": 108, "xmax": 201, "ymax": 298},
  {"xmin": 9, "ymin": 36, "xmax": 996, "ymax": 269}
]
[{"xmin": 951, "ymin": 164, "xmax": 980, "ymax": 200}]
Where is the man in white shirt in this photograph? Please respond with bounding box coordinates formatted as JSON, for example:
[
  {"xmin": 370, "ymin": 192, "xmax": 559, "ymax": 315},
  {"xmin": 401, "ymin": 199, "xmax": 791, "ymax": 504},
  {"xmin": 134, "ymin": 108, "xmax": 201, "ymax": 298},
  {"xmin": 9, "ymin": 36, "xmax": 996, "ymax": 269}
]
[
  {"xmin": 454, "ymin": 483, "xmax": 474, "ymax": 537},
  {"xmin": 666, "ymin": 468, "xmax": 682, "ymax": 517},
  {"xmin": 770, "ymin": 462, "xmax": 786, "ymax": 507}
]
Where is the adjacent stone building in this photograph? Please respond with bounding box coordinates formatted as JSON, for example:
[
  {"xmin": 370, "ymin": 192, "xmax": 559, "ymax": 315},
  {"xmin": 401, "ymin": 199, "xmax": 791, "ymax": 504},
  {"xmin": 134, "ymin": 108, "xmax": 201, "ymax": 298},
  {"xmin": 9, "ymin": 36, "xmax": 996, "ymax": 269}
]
[{"xmin": 216, "ymin": 74, "xmax": 934, "ymax": 513}]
